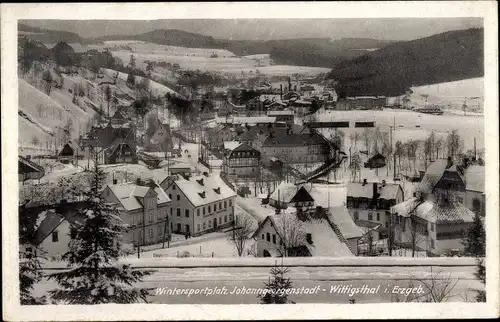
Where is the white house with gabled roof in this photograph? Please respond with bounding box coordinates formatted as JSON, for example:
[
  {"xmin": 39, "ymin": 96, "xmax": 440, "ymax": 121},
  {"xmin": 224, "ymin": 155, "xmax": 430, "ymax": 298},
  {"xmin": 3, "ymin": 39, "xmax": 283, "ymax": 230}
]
[
  {"xmin": 102, "ymin": 180, "xmax": 171, "ymax": 246},
  {"xmin": 160, "ymin": 173, "xmax": 237, "ymax": 236}
]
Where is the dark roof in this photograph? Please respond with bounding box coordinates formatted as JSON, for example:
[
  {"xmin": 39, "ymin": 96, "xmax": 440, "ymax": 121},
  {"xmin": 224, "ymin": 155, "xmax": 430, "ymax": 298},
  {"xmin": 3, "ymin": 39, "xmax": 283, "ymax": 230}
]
[
  {"xmin": 263, "ymin": 131, "xmax": 327, "ymax": 147},
  {"xmin": 18, "ymin": 156, "xmax": 44, "ymax": 174},
  {"xmin": 58, "ymin": 143, "xmax": 74, "ymax": 156}
]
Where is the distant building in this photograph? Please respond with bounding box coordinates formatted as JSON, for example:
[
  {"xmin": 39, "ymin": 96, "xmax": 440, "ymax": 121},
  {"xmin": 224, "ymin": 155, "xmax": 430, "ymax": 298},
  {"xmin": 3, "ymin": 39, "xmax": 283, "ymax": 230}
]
[
  {"xmin": 346, "ymin": 180, "xmax": 404, "ymax": 238},
  {"xmin": 160, "ymin": 174, "xmax": 237, "ymax": 236},
  {"xmin": 222, "ymin": 142, "xmax": 261, "ymax": 177},
  {"xmin": 364, "ymin": 153, "xmax": 386, "ymax": 169},
  {"xmin": 104, "ymin": 142, "xmax": 138, "ymax": 164},
  {"xmin": 57, "ymin": 143, "xmax": 75, "ymax": 164},
  {"xmin": 267, "ymin": 110, "xmax": 295, "ymax": 125},
  {"xmin": 203, "ymin": 124, "xmax": 236, "ymax": 149},
  {"xmin": 110, "ymin": 110, "xmax": 132, "ymax": 126},
  {"xmin": 269, "ymin": 183, "xmax": 315, "ymax": 213},
  {"xmin": 102, "ymin": 180, "xmax": 171, "ymax": 247}
]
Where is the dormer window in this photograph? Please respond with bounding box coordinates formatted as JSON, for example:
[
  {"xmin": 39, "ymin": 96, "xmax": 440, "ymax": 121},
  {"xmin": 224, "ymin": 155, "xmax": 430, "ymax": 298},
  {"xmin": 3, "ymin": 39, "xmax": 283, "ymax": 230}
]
[
  {"xmin": 198, "ymin": 191, "xmax": 206, "ymax": 198},
  {"xmin": 196, "ymin": 178, "xmax": 204, "ymax": 186},
  {"xmin": 213, "ymin": 187, "xmax": 221, "ymax": 194}
]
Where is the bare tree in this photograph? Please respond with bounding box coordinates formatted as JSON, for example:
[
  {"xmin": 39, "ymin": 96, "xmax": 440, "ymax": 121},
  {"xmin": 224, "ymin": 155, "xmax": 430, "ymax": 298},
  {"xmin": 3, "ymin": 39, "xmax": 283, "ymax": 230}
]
[
  {"xmin": 349, "ymin": 152, "xmax": 362, "ymax": 182},
  {"xmin": 360, "ymin": 227, "xmax": 377, "ymax": 256},
  {"xmin": 411, "ymin": 268, "xmax": 460, "ymax": 302},
  {"xmin": 447, "ymin": 129, "xmax": 462, "ymax": 160},
  {"xmin": 349, "ymin": 131, "xmax": 360, "ymax": 147},
  {"xmin": 395, "ymin": 140, "xmax": 404, "ymax": 175},
  {"xmin": 274, "ymin": 214, "xmax": 305, "ymax": 257},
  {"xmin": 372, "ymin": 126, "xmax": 383, "ymax": 153},
  {"xmin": 42, "ymin": 70, "xmax": 53, "ymax": 95},
  {"xmin": 434, "ymin": 137, "xmax": 444, "ymax": 159},
  {"xmin": 228, "ymin": 215, "xmax": 255, "ymax": 257},
  {"xmin": 361, "ymin": 128, "xmax": 373, "ymax": 154},
  {"xmin": 381, "ymin": 131, "xmax": 392, "ymax": 176}
]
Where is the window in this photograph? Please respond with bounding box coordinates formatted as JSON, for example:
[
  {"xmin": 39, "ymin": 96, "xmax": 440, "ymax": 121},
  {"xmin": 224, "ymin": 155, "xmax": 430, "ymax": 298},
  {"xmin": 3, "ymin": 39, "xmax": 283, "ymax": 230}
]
[
  {"xmin": 185, "ymin": 209, "xmax": 189, "ymax": 218},
  {"xmin": 430, "ymin": 223, "xmax": 435, "ymax": 232},
  {"xmin": 376, "ymin": 213, "xmax": 380, "ymax": 221},
  {"xmin": 197, "ymin": 224, "xmax": 200, "ymax": 232},
  {"xmin": 203, "ymin": 222, "xmax": 206, "ymax": 230},
  {"xmin": 368, "ymin": 212, "xmax": 373, "ymax": 221},
  {"xmin": 208, "ymin": 205, "xmax": 212, "ymax": 213},
  {"xmin": 224, "ymin": 201, "xmax": 227, "ymax": 209},
  {"xmin": 209, "ymin": 220, "xmax": 212, "ymax": 228},
  {"xmin": 261, "ymin": 234, "xmax": 264, "ymax": 240},
  {"xmin": 170, "ymin": 208, "xmax": 173, "ymax": 216},
  {"xmin": 266, "ymin": 232, "xmax": 270, "ymax": 242},
  {"xmin": 149, "ymin": 213, "xmax": 153, "ymax": 223},
  {"xmin": 219, "ymin": 217, "xmax": 222, "ymax": 225},
  {"xmin": 177, "ymin": 195, "xmax": 180, "ymax": 201},
  {"xmin": 203, "ymin": 207, "xmax": 206, "ymax": 215},
  {"xmin": 177, "ymin": 208, "xmax": 181, "ymax": 217},
  {"xmin": 219, "ymin": 202, "xmax": 222, "ymax": 209},
  {"xmin": 173, "ymin": 185, "xmax": 176, "ymax": 190},
  {"xmin": 52, "ymin": 231, "xmax": 59, "ymax": 242},
  {"xmin": 272, "ymin": 234, "xmax": 276, "ymax": 244},
  {"xmin": 169, "ymin": 194, "xmax": 172, "ymax": 199},
  {"xmin": 457, "ymin": 196, "xmax": 463, "ymax": 203},
  {"xmin": 353, "ymin": 212, "xmax": 359, "ymax": 221},
  {"xmin": 214, "ymin": 203, "xmax": 217, "ymax": 211},
  {"xmin": 229, "ymin": 199, "xmax": 233, "ymax": 207},
  {"xmin": 197, "ymin": 209, "xmax": 200, "ymax": 217},
  {"xmin": 148, "ymin": 228, "xmax": 153, "ymax": 239},
  {"xmin": 224, "ymin": 215, "xmax": 227, "ymax": 223}
]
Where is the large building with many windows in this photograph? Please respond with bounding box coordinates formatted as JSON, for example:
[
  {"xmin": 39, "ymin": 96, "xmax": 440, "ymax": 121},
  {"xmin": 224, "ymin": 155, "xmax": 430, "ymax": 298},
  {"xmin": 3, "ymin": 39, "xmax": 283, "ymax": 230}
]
[
  {"xmin": 102, "ymin": 180, "xmax": 171, "ymax": 246},
  {"xmin": 159, "ymin": 173, "xmax": 237, "ymax": 236},
  {"xmin": 222, "ymin": 141, "xmax": 261, "ymax": 177}
]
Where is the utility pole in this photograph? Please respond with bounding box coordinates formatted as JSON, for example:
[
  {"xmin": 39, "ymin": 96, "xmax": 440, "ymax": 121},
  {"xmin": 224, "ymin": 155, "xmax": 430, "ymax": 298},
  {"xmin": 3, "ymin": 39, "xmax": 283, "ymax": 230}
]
[{"xmin": 390, "ymin": 124, "xmax": 396, "ymax": 180}]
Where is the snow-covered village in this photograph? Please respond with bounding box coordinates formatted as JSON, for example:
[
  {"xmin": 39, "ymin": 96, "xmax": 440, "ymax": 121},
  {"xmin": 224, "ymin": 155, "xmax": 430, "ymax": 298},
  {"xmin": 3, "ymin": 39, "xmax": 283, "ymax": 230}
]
[{"xmin": 14, "ymin": 16, "xmax": 489, "ymax": 307}]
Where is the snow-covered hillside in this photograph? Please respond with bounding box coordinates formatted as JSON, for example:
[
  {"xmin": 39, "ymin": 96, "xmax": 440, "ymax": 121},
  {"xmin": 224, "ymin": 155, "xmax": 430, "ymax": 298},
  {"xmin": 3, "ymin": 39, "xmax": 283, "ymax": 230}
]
[
  {"xmin": 18, "ymin": 77, "xmax": 98, "ymax": 152},
  {"xmin": 389, "ymin": 77, "xmax": 484, "ymax": 112}
]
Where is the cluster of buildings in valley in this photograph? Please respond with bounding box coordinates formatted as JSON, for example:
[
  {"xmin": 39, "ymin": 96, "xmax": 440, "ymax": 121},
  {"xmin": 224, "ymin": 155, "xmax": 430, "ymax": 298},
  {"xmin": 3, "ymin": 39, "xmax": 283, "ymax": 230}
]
[{"xmin": 17, "ymin": 67, "xmax": 486, "ymax": 261}]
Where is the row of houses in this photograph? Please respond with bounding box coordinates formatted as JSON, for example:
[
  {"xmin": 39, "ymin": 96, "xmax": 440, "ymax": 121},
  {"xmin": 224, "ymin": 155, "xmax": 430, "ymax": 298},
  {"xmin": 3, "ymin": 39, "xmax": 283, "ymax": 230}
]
[
  {"xmin": 20, "ymin": 172, "xmax": 237, "ymax": 258},
  {"xmin": 255, "ymin": 155, "xmax": 484, "ymax": 257}
]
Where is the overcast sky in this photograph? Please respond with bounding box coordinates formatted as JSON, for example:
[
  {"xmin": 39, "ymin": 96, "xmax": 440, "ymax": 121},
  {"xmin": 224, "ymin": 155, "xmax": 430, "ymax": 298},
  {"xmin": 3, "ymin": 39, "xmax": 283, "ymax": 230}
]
[{"xmin": 20, "ymin": 18, "xmax": 482, "ymax": 41}]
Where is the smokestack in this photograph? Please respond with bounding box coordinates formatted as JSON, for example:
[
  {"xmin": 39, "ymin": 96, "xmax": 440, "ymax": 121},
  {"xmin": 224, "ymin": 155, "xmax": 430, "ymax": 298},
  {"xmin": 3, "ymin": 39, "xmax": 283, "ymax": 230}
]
[
  {"xmin": 373, "ymin": 182, "xmax": 378, "ymax": 199},
  {"xmin": 280, "ymin": 84, "xmax": 283, "ymax": 100},
  {"xmin": 288, "ymin": 77, "xmax": 291, "ymax": 93}
]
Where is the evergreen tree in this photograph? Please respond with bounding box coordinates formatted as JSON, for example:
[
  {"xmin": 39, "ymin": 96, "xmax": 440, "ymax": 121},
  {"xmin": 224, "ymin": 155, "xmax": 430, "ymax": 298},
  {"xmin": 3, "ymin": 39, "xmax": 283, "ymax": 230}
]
[
  {"xmin": 462, "ymin": 214, "xmax": 486, "ymax": 257},
  {"xmin": 258, "ymin": 262, "xmax": 294, "ymax": 304},
  {"xmin": 19, "ymin": 247, "xmax": 47, "ymax": 305},
  {"xmin": 475, "ymin": 259, "xmax": 486, "ymax": 302},
  {"xmin": 48, "ymin": 158, "xmax": 153, "ymax": 304}
]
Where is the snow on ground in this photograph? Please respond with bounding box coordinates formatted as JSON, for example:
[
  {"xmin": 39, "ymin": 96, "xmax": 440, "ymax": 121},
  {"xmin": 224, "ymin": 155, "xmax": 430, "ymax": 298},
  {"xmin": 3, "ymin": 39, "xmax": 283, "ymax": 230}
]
[
  {"xmin": 315, "ymin": 108, "xmax": 484, "ymax": 152},
  {"xmin": 409, "ymin": 77, "xmax": 484, "ymax": 111}
]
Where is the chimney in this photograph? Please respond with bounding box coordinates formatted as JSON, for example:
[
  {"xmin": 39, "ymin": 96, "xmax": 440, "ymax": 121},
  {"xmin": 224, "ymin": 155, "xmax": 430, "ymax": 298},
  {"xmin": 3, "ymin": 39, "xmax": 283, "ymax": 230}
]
[
  {"xmin": 362, "ymin": 179, "xmax": 367, "ymax": 186},
  {"xmin": 446, "ymin": 156, "xmax": 453, "ymax": 169},
  {"xmin": 280, "ymin": 84, "xmax": 283, "ymax": 100},
  {"xmin": 203, "ymin": 171, "xmax": 209, "ymax": 177}
]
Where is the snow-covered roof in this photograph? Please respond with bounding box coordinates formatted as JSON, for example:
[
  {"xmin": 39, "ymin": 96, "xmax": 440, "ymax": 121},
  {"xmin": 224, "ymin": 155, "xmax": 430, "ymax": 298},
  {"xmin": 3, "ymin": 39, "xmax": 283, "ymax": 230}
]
[
  {"xmin": 347, "ymin": 182, "xmax": 401, "ymax": 200},
  {"xmin": 328, "ymin": 206, "xmax": 364, "ymax": 239},
  {"xmin": 223, "ymin": 141, "xmax": 242, "ymax": 151},
  {"xmin": 267, "ymin": 110, "xmax": 294, "ymax": 116},
  {"xmin": 390, "ymin": 198, "xmax": 475, "ymax": 224},
  {"xmin": 308, "ymin": 184, "xmax": 347, "ymax": 208},
  {"xmin": 269, "ymin": 182, "xmax": 299, "ymax": 203},
  {"xmin": 258, "ymin": 208, "xmax": 353, "ymax": 257},
  {"xmin": 107, "ymin": 183, "xmax": 171, "ymax": 211},
  {"xmin": 172, "ymin": 174, "xmax": 236, "ymax": 207},
  {"xmin": 419, "ymin": 159, "xmax": 450, "ymax": 193},
  {"xmin": 465, "ymin": 165, "xmax": 484, "ymax": 193}
]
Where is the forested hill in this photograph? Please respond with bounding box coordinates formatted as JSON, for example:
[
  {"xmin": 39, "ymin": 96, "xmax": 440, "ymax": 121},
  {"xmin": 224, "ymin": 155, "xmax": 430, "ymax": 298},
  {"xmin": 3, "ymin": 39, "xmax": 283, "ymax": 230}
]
[
  {"xmin": 329, "ymin": 28, "xmax": 484, "ymax": 97},
  {"xmin": 18, "ymin": 23, "xmax": 96, "ymax": 45}
]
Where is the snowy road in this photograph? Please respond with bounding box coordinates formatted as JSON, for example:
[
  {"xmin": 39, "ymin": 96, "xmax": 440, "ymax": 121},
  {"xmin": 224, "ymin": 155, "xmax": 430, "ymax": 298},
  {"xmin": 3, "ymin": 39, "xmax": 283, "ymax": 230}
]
[{"xmin": 38, "ymin": 264, "xmax": 482, "ymax": 304}]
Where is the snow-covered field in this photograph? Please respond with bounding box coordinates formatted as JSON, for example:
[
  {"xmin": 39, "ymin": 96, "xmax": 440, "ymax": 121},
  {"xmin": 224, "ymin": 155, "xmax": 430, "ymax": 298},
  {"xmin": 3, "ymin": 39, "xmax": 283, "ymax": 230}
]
[
  {"xmin": 315, "ymin": 108, "xmax": 484, "ymax": 152},
  {"xmin": 104, "ymin": 41, "xmax": 329, "ymax": 76},
  {"xmin": 389, "ymin": 77, "xmax": 484, "ymax": 112}
]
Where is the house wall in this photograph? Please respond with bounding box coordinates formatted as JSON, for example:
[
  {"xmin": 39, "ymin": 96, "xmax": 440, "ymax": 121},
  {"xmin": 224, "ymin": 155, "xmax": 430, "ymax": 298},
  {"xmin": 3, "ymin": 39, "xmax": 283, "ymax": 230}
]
[
  {"xmin": 348, "ymin": 209, "xmax": 390, "ymax": 230},
  {"xmin": 260, "ymin": 145, "xmax": 327, "ymax": 164},
  {"xmin": 222, "ymin": 155, "xmax": 260, "ymax": 176},
  {"xmin": 393, "ymin": 216, "xmax": 430, "ymax": 252},
  {"xmin": 164, "ymin": 182, "xmax": 235, "ymax": 236},
  {"xmin": 465, "ymin": 190, "xmax": 485, "ymax": 216},
  {"xmin": 255, "ymin": 220, "xmax": 283, "ymax": 257},
  {"xmin": 39, "ymin": 220, "xmax": 72, "ymax": 259}
]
